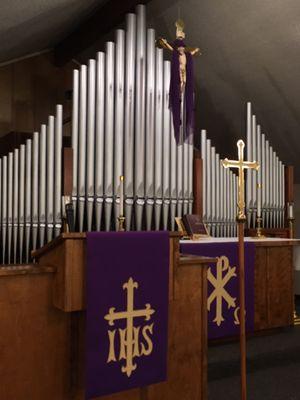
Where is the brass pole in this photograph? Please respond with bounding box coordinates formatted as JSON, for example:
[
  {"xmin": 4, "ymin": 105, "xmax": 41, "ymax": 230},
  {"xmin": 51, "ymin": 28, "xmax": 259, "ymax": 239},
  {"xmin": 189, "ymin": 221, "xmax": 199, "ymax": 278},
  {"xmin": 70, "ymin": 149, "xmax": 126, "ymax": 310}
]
[{"xmin": 238, "ymin": 218, "xmax": 247, "ymax": 400}]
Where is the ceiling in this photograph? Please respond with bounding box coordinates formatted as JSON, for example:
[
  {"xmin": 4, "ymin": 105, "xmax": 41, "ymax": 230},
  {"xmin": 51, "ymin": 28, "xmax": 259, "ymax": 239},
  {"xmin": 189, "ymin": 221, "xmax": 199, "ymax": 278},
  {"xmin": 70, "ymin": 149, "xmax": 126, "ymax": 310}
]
[
  {"xmin": 0, "ymin": 0, "xmax": 300, "ymax": 180},
  {"xmin": 0, "ymin": 0, "xmax": 106, "ymax": 63}
]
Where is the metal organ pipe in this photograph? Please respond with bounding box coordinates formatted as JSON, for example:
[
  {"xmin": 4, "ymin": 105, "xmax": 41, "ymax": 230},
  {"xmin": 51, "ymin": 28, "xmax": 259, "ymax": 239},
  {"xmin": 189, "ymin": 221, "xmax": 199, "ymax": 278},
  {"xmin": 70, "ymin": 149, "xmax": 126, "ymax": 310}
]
[
  {"xmin": 145, "ymin": 28, "xmax": 156, "ymax": 230},
  {"xmin": 78, "ymin": 65, "xmax": 87, "ymax": 232},
  {"xmin": 25, "ymin": 140, "xmax": 32, "ymax": 262},
  {"xmin": 154, "ymin": 48, "xmax": 163, "ymax": 230},
  {"xmin": 135, "ymin": 4, "xmax": 146, "ymax": 230},
  {"xmin": 246, "ymin": 102, "xmax": 285, "ymax": 230},
  {"xmin": 114, "ymin": 30, "xmax": 125, "ymax": 229},
  {"xmin": 39, "ymin": 125, "xmax": 46, "ymax": 248},
  {"xmin": 71, "ymin": 69, "xmax": 79, "ymax": 224},
  {"xmin": 86, "ymin": 60, "xmax": 96, "ymax": 232},
  {"xmin": 95, "ymin": 52, "xmax": 105, "ymax": 231},
  {"xmin": 19, "ymin": 146, "xmax": 25, "ymax": 262},
  {"xmin": 2, "ymin": 156, "xmax": 7, "ymax": 263},
  {"xmin": 104, "ymin": 42, "xmax": 115, "ymax": 232},
  {"xmin": 124, "ymin": 13, "xmax": 136, "ymax": 231},
  {"xmin": 32, "ymin": 132, "xmax": 39, "ymax": 252},
  {"xmin": 54, "ymin": 105, "xmax": 63, "ymax": 237},
  {"xmin": 162, "ymin": 61, "xmax": 171, "ymax": 230},
  {"xmin": 13, "ymin": 149, "xmax": 19, "ymax": 264}
]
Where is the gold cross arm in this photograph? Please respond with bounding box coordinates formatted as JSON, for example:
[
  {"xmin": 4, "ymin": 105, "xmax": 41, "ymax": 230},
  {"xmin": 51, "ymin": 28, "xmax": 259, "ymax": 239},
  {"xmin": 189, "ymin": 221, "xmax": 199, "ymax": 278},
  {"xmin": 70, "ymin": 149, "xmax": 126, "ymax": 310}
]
[
  {"xmin": 222, "ymin": 158, "xmax": 259, "ymax": 171},
  {"xmin": 221, "ymin": 140, "xmax": 259, "ymax": 220},
  {"xmin": 104, "ymin": 304, "xmax": 155, "ymax": 326}
]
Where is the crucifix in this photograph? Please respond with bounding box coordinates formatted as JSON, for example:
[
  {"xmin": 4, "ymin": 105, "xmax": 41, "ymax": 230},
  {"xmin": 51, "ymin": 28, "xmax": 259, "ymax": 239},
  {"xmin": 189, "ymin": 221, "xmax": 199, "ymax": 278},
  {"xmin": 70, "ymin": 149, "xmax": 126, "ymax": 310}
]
[{"xmin": 222, "ymin": 140, "xmax": 259, "ymax": 400}]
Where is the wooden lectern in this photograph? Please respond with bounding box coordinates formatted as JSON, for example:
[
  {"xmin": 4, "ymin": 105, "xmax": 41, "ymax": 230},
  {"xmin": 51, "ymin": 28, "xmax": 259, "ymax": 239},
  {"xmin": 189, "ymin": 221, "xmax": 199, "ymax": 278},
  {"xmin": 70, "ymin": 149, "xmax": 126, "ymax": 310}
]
[{"xmin": 0, "ymin": 233, "xmax": 216, "ymax": 400}]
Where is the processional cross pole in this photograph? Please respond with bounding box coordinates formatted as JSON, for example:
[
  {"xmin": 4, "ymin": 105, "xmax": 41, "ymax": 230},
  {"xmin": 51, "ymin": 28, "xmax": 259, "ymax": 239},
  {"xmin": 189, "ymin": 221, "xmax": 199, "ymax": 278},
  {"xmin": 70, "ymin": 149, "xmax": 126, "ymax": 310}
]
[{"xmin": 222, "ymin": 140, "xmax": 259, "ymax": 400}]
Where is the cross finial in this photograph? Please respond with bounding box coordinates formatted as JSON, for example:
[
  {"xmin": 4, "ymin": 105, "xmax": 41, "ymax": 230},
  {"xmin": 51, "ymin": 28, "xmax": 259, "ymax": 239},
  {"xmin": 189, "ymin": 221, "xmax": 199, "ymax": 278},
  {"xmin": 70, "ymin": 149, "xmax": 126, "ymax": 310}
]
[{"xmin": 221, "ymin": 140, "xmax": 259, "ymax": 221}]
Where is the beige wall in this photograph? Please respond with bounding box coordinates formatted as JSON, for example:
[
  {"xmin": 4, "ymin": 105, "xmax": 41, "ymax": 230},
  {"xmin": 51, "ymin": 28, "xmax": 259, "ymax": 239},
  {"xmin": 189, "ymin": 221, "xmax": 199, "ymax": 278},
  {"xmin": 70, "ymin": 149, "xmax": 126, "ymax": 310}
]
[{"xmin": 0, "ymin": 51, "xmax": 75, "ymax": 137}]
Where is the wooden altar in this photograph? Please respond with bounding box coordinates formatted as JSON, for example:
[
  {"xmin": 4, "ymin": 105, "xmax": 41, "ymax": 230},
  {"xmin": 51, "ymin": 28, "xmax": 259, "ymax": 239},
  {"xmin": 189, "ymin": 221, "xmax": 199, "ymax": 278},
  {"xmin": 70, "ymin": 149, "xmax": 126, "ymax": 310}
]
[{"xmin": 0, "ymin": 233, "xmax": 215, "ymax": 400}]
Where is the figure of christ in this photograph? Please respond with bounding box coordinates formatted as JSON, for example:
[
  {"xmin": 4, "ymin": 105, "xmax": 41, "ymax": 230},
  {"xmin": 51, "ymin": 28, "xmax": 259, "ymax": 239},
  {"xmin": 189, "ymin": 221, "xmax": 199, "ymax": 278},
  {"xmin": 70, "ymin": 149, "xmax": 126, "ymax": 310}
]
[{"xmin": 157, "ymin": 20, "xmax": 201, "ymax": 144}]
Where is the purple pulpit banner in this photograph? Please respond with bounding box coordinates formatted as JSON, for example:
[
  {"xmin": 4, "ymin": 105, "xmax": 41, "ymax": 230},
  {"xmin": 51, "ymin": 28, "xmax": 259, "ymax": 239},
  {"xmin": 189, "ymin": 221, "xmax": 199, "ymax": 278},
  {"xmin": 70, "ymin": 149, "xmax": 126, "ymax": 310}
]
[
  {"xmin": 86, "ymin": 231, "xmax": 169, "ymax": 399},
  {"xmin": 180, "ymin": 242, "xmax": 255, "ymax": 339}
]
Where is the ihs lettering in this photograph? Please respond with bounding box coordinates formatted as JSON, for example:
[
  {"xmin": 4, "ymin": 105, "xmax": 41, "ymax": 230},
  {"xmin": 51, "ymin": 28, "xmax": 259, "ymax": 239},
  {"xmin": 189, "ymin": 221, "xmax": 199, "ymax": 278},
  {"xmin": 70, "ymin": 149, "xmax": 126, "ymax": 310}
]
[{"xmin": 107, "ymin": 323, "xmax": 154, "ymax": 363}]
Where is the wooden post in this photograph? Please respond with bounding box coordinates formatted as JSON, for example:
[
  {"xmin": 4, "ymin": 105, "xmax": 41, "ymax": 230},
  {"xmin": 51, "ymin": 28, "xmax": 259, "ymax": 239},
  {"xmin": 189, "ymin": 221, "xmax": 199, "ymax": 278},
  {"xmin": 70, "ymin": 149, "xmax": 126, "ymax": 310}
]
[
  {"xmin": 62, "ymin": 147, "xmax": 73, "ymax": 196},
  {"xmin": 238, "ymin": 220, "xmax": 247, "ymax": 400},
  {"xmin": 193, "ymin": 150, "xmax": 203, "ymax": 218},
  {"xmin": 285, "ymin": 166, "xmax": 294, "ymax": 238}
]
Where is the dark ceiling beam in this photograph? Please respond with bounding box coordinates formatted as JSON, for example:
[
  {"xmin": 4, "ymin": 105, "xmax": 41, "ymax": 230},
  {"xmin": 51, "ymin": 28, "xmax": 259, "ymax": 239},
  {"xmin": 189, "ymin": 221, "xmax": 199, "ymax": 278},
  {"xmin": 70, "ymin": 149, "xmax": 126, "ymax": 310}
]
[{"xmin": 54, "ymin": 0, "xmax": 152, "ymax": 67}]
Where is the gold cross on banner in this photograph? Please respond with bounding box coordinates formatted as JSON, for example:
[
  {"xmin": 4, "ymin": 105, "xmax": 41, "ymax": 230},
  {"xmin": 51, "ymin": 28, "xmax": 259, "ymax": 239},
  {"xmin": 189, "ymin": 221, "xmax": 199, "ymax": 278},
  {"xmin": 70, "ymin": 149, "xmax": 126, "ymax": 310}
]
[
  {"xmin": 104, "ymin": 277, "xmax": 155, "ymax": 377},
  {"xmin": 222, "ymin": 140, "xmax": 259, "ymax": 221}
]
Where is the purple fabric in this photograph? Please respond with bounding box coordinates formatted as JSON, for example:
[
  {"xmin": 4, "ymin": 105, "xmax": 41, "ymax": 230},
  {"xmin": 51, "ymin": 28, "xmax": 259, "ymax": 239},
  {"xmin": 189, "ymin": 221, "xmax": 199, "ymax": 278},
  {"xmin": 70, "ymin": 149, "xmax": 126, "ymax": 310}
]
[
  {"xmin": 169, "ymin": 43, "xmax": 195, "ymax": 144},
  {"xmin": 85, "ymin": 231, "xmax": 169, "ymax": 399},
  {"xmin": 180, "ymin": 242, "xmax": 255, "ymax": 339}
]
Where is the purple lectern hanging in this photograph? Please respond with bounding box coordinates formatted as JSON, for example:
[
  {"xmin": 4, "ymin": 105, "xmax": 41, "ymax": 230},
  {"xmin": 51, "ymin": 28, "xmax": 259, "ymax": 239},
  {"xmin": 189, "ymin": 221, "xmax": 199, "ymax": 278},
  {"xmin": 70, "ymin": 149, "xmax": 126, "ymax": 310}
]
[
  {"xmin": 85, "ymin": 231, "xmax": 169, "ymax": 399},
  {"xmin": 181, "ymin": 241, "xmax": 255, "ymax": 339}
]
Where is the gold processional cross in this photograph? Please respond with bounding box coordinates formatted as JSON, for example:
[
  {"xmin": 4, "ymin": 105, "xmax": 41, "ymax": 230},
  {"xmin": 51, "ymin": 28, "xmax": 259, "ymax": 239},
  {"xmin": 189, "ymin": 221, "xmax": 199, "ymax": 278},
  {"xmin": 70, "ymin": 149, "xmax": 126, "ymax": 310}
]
[
  {"xmin": 104, "ymin": 278, "xmax": 155, "ymax": 377},
  {"xmin": 221, "ymin": 139, "xmax": 259, "ymax": 400},
  {"xmin": 222, "ymin": 140, "xmax": 259, "ymax": 221}
]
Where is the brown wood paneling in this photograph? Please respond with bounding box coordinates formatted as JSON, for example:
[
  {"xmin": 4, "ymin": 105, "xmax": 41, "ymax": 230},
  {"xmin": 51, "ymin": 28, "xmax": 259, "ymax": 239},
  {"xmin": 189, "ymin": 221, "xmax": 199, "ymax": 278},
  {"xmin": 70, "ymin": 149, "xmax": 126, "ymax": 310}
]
[
  {"xmin": 193, "ymin": 150, "xmax": 203, "ymax": 217},
  {"xmin": 0, "ymin": 269, "xmax": 70, "ymax": 400},
  {"xmin": 62, "ymin": 147, "xmax": 73, "ymax": 196},
  {"xmin": 254, "ymin": 245, "xmax": 294, "ymax": 331},
  {"xmin": 32, "ymin": 234, "xmax": 211, "ymax": 400},
  {"xmin": 0, "ymin": 65, "xmax": 13, "ymax": 133},
  {"xmin": 254, "ymin": 247, "xmax": 268, "ymax": 330},
  {"xmin": 285, "ymin": 166, "xmax": 294, "ymax": 203},
  {"xmin": 266, "ymin": 246, "xmax": 294, "ymax": 328},
  {"xmin": 246, "ymin": 228, "xmax": 290, "ymax": 238}
]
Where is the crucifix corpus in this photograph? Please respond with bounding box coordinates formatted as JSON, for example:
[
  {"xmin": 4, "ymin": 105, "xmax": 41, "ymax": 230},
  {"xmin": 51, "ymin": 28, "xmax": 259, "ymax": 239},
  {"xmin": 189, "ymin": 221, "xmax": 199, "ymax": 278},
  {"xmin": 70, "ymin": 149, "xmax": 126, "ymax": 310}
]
[{"xmin": 222, "ymin": 140, "xmax": 259, "ymax": 400}]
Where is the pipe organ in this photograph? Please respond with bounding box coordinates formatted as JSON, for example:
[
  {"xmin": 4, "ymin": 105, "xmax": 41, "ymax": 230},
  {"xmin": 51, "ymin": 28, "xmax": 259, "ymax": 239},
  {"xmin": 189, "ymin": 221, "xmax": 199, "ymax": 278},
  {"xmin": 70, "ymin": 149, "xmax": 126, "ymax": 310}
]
[
  {"xmin": 0, "ymin": 105, "xmax": 63, "ymax": 265},
  {"xmin": 246, "ymin": 102, "xmax": 285, "ymax": 230},
  {"xmin": 201, "ymin": 130, "xmax": 238, "ymax": 237},
  {"xmin": 200, "ymin": 102, "xmax": 287, "ymax": 238},
  {"xmin": 0, "ymin": 5, "xmax": 293, "ymax": 265},
  {"xmin": 71, "ymin": 4, "xmax": 194, "ymax": 232}
]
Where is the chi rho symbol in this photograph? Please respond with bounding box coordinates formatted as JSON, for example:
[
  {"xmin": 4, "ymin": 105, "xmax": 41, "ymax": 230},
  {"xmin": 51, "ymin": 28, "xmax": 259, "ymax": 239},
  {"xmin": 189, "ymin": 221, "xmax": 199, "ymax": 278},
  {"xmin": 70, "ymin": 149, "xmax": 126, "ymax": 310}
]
[
  {"xmin": 104, "ymin": 277, "xmax": 155, "ymax": 377},
  {"xmin": 207, "ymin": 256, "xmax": 237, "ymax": 326}
]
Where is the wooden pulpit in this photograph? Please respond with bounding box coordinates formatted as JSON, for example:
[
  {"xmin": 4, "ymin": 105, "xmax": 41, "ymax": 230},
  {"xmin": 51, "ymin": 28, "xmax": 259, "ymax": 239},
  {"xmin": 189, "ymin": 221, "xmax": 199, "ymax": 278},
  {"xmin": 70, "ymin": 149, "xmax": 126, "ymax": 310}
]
[{"xmin": 0, "ymin": 233, "xmax": 216, "ymax": 400}]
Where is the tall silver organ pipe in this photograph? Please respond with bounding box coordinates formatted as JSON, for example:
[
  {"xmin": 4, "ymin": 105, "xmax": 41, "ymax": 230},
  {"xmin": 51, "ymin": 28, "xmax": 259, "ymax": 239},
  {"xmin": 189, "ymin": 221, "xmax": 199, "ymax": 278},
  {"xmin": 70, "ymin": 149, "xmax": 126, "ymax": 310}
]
[
  {"xmin": 32, "ymin": 133, "xmax": 39, "ymax": 252},
  {"xmin": 86, "ymin": 59, "xmax": 96, "ymax": 232},
  {"xmin": 95, "ymin": 52, "xmax": 105, "ymax": 231},
  {"xmin": 25, "ymin": 140, "xmax": 32, "ymax": 262},
  {"xmin": 7, "ymin": 152, "xmax": 13, "ymax": 264},
  {"xmin": 162, "ymin": 61, "xmax": 171, "ymax": 230},
  {"xmin": 39, "ymin": 125, "xmax": 46, "ymax": 248},
  {"xmin": 2, "ymin": 156, "xmax": 7, "ymax": 263},
  {"xmin": 46, "ymin": 117, "xmax": 54, "ymax": 243},
  {"xmin": 78, "ymin": 65, "xmax": 87, "ymax": 232},
  {"xmin": 19, "ymin": 146, "xmax": 25, "ymax": 261},
  {"xmin": 54, "ymin": 105, "xmax": 63, "ymax": 237},
  {"xmin": 154, "ymin": 48, "xmax": 163, "ymax": 230},
  {"xmin": 104, "ymin": 42, "xmax": 115, "ymax": 231},
  {"xmin": 124, "ymin": 13, "xmax": 136, "ymax": 231},
  {"xmin": 114, "ymin": 30, "xmax": 125, "ymax": 229},
  {"xmin": 71, "ymin": 69, "xmax": 79, "ymax": 221},
  {"xmin": 145, "ymin": 29, "xmax": 155, "ymax": 230},
  {"xmin": 246, "ymin": 102, "xmax": 285, "ymax": 229},
  {"xmin": 135, "ymin": 4, "xmax": 146, "ymax": 230},
  {"xmin": 13, "ymin": 149, "xmax": 19, "ymax": 264}
]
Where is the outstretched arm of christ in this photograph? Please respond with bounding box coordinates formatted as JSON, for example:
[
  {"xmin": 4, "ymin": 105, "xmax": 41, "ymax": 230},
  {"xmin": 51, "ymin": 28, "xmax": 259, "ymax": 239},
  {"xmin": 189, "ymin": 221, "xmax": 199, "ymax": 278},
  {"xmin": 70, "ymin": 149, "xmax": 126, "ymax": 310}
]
[
  {"xmin": 186, "ymin": 47, "xmax": 202, "ymax": 56},
  {"xmin": 156, "ymin": 37, "xmax": 174, "ymax": 51}
]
